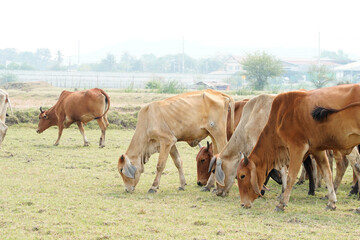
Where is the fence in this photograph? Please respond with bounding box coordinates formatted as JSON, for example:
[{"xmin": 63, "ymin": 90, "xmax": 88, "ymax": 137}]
[{"xmin": 0, "ymin": 70, "xmax": 235, "ymax": 89}]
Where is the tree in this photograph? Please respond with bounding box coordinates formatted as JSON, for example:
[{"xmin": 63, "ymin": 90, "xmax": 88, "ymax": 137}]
[
  {"xmin": 98, "ymin": 53, "xmax": 117, "ymax": 71},
  {"xmin": 241, "ymin": 51, "xmax": 283, "ymax": 90},
  {"xmin": 307, "ymin": 64, "xmax": 335, "ymax": 88},
  {"xmin": 321, "ymin": 49, "xmax": 352, "ymax": 64}
]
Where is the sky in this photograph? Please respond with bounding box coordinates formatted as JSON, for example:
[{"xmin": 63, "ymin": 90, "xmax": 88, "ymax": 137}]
[{"xmin": 1, "ymin": 0, "xmax": 360, "ymax": 60}]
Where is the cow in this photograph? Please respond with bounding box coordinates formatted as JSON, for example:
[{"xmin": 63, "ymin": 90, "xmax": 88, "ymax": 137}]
[
  {"xmin": 196, "ymin": 98, "xmax": 288, "ymax": 193},
  {"xmin": 117, "ymin": 89, "xmax": 235, "ymax": 193},
  {"xmin": 196, "ymin": 99, "xmax": 248, "ymax": 187},
  {"xmin": 235, "ymin": 84, "xmax": 360, "ymax": 211},
  {"xmin": 207, "ymin": 94, "xmax": 288, "ymax": 197},
  {"xmin": 0, "ymin": 89, "xmax": 13, "ymax": 146},
  {"xmin": 36, "ymin": 88, "xmax": 110, "ymax": 147}
]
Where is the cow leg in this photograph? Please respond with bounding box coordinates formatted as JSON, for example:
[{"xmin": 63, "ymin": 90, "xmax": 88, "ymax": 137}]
[
  {"xmin": 77, "ymin": 122, "xmax": 89, "ymax": 146},
  {"xmin": 296, "ymin": 166, "xmax": 306, "ymax": 185},
  {"xmin": 333, "ymin": 151, "xmax": 349, "ymax": 193},
  {"xmin": 54, "ymin": 124, "xmax": 64, "ymax": 146},
  {"xmin": 276, "ymin": 145, "xmax": 308, "ymax": 211},
  {"xmin": 303, "ymin": 155, "xmax": 315, "ymax": 195},
  {"xmin": 202, "ymin": 173, "xmax": 215, "ymax": 192},
  {"xmin": 347, "ymin": 147, "xmax": 360, "ymax": 199},
  {"xmin": 96, "ymin": 117, "xmax": 107, "ymax": 148},
  {"xmin": 169, "ymin": 145, "xmax": 186, "ymax": 190},
  {"xmin": 312, "ymin": 150, "xmax": 337, "ymax": 210},
  {"xmin": 148, "ymin": 141, "xmax": 172, "ymax": 193},
  {"xmin": 280, "ymin": 166, "xmax": 287, "ymax": 197}
]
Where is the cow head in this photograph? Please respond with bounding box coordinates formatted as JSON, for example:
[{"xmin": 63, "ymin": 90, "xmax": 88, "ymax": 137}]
[
  {"xmin": 236, "ymin": 155, "xmax": 262, "ymax": 208},
  {"xmin": 196, "ymin": 141, "xmax": 213, "ymax": 186},
  {"xmin": 118, "ymin": 154, "xmax": 139, "ymax": 192},
  {"xmin": 36, "ymin": 107, "xmax": 56, "ymax": 133}
]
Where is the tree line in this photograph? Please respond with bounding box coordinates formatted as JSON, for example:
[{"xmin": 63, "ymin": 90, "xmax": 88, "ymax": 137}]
[{"xmin": 0, "ymin": 48, "xmax": 229, "ymax": 74}]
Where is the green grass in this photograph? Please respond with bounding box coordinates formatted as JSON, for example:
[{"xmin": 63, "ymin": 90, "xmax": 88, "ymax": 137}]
[{"xmin": 1, "ymin": 126, "xmax": 360, "ymax": 239}]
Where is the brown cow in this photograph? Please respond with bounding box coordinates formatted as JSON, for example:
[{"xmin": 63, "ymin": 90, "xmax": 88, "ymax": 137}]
[
  {"xmin": 196, "ymin": 99, "xmax": 248, "ymax": 186},
  {"xmin": 117, "ymin": 89, "xmax": 234, "ymax": 193},
  {"xmin": 236, "ymin": 84, "xmax": 360, "ymax": 211},
  {"xmin": 37, "ymin": 88, "xmax": 110, "ymax": 147}
]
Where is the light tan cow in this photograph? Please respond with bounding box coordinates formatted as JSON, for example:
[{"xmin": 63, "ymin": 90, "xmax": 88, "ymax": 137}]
[
  {"xmin": 0, "ymin": 89, "xmax": 12, "ymax": 146},
  {"xmin": 236, "ymin": 84, "xmax": 360, "ymax": 211},
  {"xmin": 117, "ymin": 89, "xmax": 234, "ymax": 193},
  {"xmin": 208, "ymin": 94, "xmax": 277, "ymax": 196}
]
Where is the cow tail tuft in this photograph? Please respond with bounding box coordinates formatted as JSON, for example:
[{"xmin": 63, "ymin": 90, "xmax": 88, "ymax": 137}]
[{"xmin": 311, "ymin": 106, "xmax": 338, "ymax": 122}]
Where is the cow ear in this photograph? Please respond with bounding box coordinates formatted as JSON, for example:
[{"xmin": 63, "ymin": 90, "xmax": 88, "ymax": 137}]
[
  {"xmin": 215, "ymin": 158, "xmax": 225, "ymax": 186},
  {"xmin": 123, "ymin": 158, "xmax": 137, "ymax": 179},
  {"xmin": 250, "ymin": 166, "xmax": 262, "ymax": 197},
  {"xmin": 208, "ymin": 156, "xmax": 216, "ymax": 173}
]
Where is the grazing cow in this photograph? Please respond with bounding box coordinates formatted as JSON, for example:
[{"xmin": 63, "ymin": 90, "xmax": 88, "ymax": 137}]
[
  {"xmin": 36, "ymin": 88, "xmax": 110, "ymax": 147},
  {"xmin": 207, "ymin": 94, "xmax": 291, "ymax": 196},
  {"xmin": 196, "ymin": 99, "xmax": 248, "ymax": 186},
  {"xmin": 235, "ymin": 84, "xmax": 360, "ymax": 211},
  {"xmin": 196, "ymin": 98, "xmax": 288, "ymax": 193},
  {"xmin": 117, "ymin": 89, "xmax": 234, "ymax": 193},
  {"xmin": 0, "ymin": 89, "xmax": 12, "ymax": 146}
]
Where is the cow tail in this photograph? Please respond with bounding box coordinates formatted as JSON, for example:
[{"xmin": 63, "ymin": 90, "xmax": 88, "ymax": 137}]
[
  {"xmin": 95, "ymin": 89, "xmax": 110, "ymax": 119},
  {"xmin": 312, "ymin": 101, "xmax": 360, "ymax": 122}
]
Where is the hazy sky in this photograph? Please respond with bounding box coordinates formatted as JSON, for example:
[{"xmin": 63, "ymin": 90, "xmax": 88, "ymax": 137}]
[{"xmin": 1, "ymin": 0, "xmax": 359, "ymax": 59}]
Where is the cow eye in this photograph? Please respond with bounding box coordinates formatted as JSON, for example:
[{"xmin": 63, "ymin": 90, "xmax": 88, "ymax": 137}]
[
  {"xmin": 200, "ymin": 159, "xmax": 205, "ymax": 163},
  {"xmin": 120, "ymin": 168, "xmax": 123, "ymax": 173},
  {"xmin": 240, "ymin": 175, "xmax": 245, "ymax": 179}
]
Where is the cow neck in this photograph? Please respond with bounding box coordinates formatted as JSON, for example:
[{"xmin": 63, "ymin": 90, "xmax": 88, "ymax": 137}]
[
  {"xmin": 219, "ymin": 131, "xmax": 244, "ymax": 163},
  {"xmin": 248, "ymin": 125, "xmax": 277, "ymax": 187},
  {"xmin": 125, "ymin": 127, "xmax": 149, "ymax": 168}
]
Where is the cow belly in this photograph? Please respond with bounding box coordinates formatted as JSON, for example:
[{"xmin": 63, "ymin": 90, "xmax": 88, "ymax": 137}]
[{"xmin": 80, "ymin": 114, "xmax": 95, "ymax": 123}]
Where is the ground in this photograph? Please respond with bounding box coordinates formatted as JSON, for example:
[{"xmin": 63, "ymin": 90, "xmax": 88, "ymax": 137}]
[{"xmin": 0, "ymin": 82, "xmax": 359, "ymax": 239}]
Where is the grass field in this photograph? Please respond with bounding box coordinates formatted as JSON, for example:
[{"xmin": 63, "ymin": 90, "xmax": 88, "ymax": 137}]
[{"xmin": 0, "ymin": 84, "xmax": 360, "ymax": 239}]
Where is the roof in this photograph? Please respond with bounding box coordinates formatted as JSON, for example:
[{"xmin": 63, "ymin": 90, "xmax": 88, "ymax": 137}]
[{"xmin": 334, "ymin": 61, "xmax": 360, "ymax": 71}]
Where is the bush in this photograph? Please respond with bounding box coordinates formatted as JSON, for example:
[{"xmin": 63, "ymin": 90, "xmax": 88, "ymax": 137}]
[
  {"xmin": 158, "ymin": 80, "xmax": 184, "ymax": 94},
  {"xmin": 145, "ymin": 80, "xmax": 161, "ymax": 90}
]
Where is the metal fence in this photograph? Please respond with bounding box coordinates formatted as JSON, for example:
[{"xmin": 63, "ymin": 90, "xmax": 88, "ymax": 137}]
[{"xmin": 0, "ymin": 70, "xmax": 234, "ymax": 89}]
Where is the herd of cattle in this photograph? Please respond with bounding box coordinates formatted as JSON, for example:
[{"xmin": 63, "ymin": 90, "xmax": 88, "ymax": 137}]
[{"xmin": 1, "ymin": 85, "xmax": 360, "ymax": 213}]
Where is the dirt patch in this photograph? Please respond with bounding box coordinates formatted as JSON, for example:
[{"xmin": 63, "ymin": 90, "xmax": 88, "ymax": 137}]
[{"xmin": 2, "ymin": 81, "xmax": 53, "ymax": 91}]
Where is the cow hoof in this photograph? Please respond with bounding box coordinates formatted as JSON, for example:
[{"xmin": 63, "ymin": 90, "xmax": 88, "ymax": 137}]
[
  {"xmin": 84, "ymin": 143, "xmax": 89, "ymax": 147},
  {"xmin": 275, "ymin": 204, "xmax": 285, "ymax": 212},
  {"xmin": 53, "ymin": 143, "xmax": 59, "ymax": 146},
  {"xmin": 320, "ymin": 195, "xmax": 329, "ymax": 200},
  {"xmin": 99, "ymin": 145, "xmax": 105, "ymax": 148},
  {"xmin": 356, "ymin": 208, "xmax": 360, "ymax": 214},
  {"xmin": 325, "ymin": 203, "xmax": 336, "ymax": 211},
  {"xmin": 178, "ymin": 187, "xmax": 185, "ymax": 191},
  {"xmin": 148, "ymin": 189, "xmax": 157, "ymax": 193},
  {"xmin": 308, "ymin": 191, "xmax": 315, "ymax": 196},
  {"xmin": 201, "ymin": 187, "xmax": 210, "ymax": 192}
]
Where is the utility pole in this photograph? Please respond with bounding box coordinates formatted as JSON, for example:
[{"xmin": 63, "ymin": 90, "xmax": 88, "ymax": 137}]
[
  {"xmin": 78, "ymin": 40, "xmax": 80, "ymax": 65},
  {"xmin": 182, "ymin": 37, "xmax": 185, "ymax": 73},
  {"xmin": 318, "ymin": 32, "xmax": 320, "ymax": 67}
]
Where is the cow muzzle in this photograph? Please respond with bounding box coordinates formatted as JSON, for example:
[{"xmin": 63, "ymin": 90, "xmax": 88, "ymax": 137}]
[
  {"xmin": 36, "ymin": 129, "xmax": 41, "ymax": 134},
  {"xmin": 125, "ymin": 186, "xmax": 135, "ymax": 193}
]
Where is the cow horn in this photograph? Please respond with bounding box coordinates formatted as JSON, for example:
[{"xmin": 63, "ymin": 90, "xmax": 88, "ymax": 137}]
[
  {"xmin": 198, "ymin": 143, "xmax": 203, "ymax": 149},
  {"xmin": 40, "ymin": 106, "xmax": 44, "ymax": 113},
  {"xmin": 243, "ymin": 154, "xmax": 249, "ymax": 166},
  {"xmin": 206, "ymin": 141, "xmax": 210, "ymax": 152}
]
